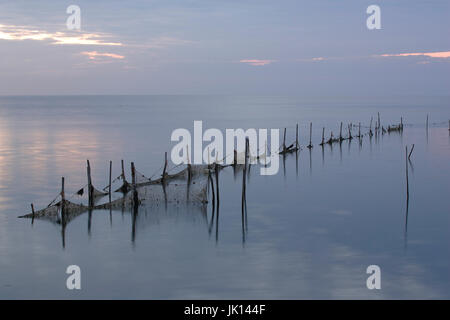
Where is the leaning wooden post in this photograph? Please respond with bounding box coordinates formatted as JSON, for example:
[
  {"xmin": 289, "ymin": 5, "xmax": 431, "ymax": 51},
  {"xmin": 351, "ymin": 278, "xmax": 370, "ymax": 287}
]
[
  {"xmin": 242, "ymin": 138, "xmax": 248, "ymax": 213},
  {"xmin": 405, "ymin": 146, "xmax": 409, "ymax": 201},
  {"xmin": 369, "ymin": 117, "xmax": 373, "ymax": 136},
  {"xmin": 214, "ymin": 160, "xmax": 220, "ymax": 207},
  {"xmin": 131, "ymin": 162, "xmax": 138, "ymax": 206},
  {"xmin": 61, "ymin": 177, "xmax": 65, "ymax": 220},
  {"xmin": 408, "ymin": 144, "xmax": 415, "ymax": 160},
  {"xmin": 162, "ymin": 152, "xmax": 168, "ymax": 183},
  {"xmin": 307, "ymin": 122, "xmax": 313, "ymax": 148},
  {"xmin": 283, "ymin": 127, "xmax": 286, "ymax": 152},
  {"xmin": 186, "ymin": 145, "xmax": 192, "ymax": 179},
  {"xmin": 31, "ymin": 203, "xmax": 35, "ymax": 224},
  {"xmin": 109, "ymin": 161, "xmax": 112, "ymax": 202},
  {"xmin": 320, "ymin": 127, "xmax": 325, "ymax": 146},
  {"xmin": 121, "ymin": 160, "xmax": 125, "ymax": 180},
  {"xmin": 86, "ymin": 160, "xmax": 93, "ymax": 207},
  {"xmin": 131, "ymin": 162, "xmax": 136, "ymax": 187}
]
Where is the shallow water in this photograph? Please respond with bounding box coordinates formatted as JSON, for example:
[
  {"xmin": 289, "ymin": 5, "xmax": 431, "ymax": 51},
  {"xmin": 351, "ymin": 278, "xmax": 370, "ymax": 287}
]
[{"xmin": 0, "ymin": 95, "xmax": 449, "ymax": 299}]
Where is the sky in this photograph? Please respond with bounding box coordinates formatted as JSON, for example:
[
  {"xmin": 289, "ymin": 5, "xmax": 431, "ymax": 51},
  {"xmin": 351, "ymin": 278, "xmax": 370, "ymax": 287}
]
[{"xmin": 0, "ymin": 0, "xmax": 449, "ymax": 95}]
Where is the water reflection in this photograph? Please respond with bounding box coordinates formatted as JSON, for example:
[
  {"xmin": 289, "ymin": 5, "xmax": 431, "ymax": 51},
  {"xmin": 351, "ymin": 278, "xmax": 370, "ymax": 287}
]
[{"xmin": 2, "ymin": 96, "xmax": 450, "ymax": 299}]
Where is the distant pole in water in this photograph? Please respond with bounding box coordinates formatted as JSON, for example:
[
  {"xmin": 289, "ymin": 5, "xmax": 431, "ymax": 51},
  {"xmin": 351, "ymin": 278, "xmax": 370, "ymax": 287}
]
[
  {"xmin": 214, "ymin": 160, "xmax": 220, "ymax": 207},
  {"xmin": 307, "ymin": 122, "xmax": 313, "ymax": 148},
  {"xmin": 426, "ymin": 114, "xmax": 429, "ymax": 131},
  {"xmin": 233, "ymin": 149, "xmax": 237, "ymax": 167},
  {"xmin": 131, "ymin": 162, "xmax": 136, "ymax": 187},
  {"xmin": 378, "ymin": 112, "xmax": 381, "ymax": 130},
  {"xmin": 131, "ymin": 162, "xmax": 138, "ymax": 205},
  {"xmin": 348, "ymin": 124, "xmax": 352, "ymax": 140},
  {"xmin": 283, "ymin": 127, "xmax": 286, "ymax": 152},
  {"xmin": 121, "ymin": 159, "xmax": 125, "ymax": 181},
  {"xmin": 87, "ymin": 160, "xmax": 93, "ymax": 207},
  {"xmin": 296, "ymin": 124, "xmax": 299, "ymax": 149},
  {"xmin": 369, "ymin": 117, "xmax": 373, "ymax": 136},
  {"xmin": 31, "ymin": 203, "xmax": 35, "ymax": 225},
  {"xmin": 320, "ymin": 127, "xmax": 325, "ymax": 146},
  {"xmin": 405, "ymin": 146, "xmax": 409, "ymax": 202},
  {"xmin": 358, "ymin": 122, "xmax": 361, "ymax": 138},
  {"xmin": 339, "ymin": 122, "xmax": 343, "ymax": 141},
  {"xmin": 109, "ymin": 161, "xmax": 112, "ymax": 202},
  {"xmin": 61, "ymin": 177, "xmax": 65, "ymax": 221},
  {"xmin": 408, "ymin": 144, "xmax": 415, "ymax": 160},
  {"xmin": 162, "ymin": 152, "xmax": 168, "ymax": 182},
  {"xmin": 186, "ymin": 145, "xmax": 192, "ymax": 179},
  {"xmin": 242, "ymin": 138, "xmax": 248, "ymax": 232},
  {"xmin": 264, "ymin": 141, "xmax": 268, "ymax": 167}
]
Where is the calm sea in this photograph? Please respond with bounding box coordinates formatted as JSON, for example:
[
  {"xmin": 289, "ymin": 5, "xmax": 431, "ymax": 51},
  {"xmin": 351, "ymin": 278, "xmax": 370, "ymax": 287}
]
[{"xmin": 0, "ymin": 95, "xmax": 449, "ymax": 299}]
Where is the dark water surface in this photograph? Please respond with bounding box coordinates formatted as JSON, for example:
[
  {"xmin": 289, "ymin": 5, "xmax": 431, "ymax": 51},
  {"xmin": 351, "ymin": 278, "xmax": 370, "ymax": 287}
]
[{"xmin": 0, "ymin": 95, "xmax": 449, "ymax": 299}]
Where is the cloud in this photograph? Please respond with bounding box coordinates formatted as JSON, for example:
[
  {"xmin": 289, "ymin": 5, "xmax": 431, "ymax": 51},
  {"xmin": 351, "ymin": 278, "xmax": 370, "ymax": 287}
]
[
  {"xmin": 239, "ymin": 59, "xmax": 276, "ymax": 66},
  {"xmin": 80, "ymin": 51, "xmax": 125, "ymax": 61},
  {"xmin": 379, "ymin": 51, "xmax": 450, "ymax": 59},
  {"xmin": 0, "ymin": 24, "xmax": 122, "ymax": 46}
]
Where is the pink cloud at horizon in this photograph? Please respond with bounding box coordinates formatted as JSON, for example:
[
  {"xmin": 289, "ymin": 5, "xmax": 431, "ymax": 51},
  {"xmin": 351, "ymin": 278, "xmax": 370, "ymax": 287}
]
[
  {"xmin": 239, "ymin": 59, "xmax": 276, "ymax": 66},
  {"xmin": 380, "ymin": 51, "xmax": 450, "ymax": 58},
  {"xmin": 80, "ymin": 51, "xmax": 125, "ymax": 60}
]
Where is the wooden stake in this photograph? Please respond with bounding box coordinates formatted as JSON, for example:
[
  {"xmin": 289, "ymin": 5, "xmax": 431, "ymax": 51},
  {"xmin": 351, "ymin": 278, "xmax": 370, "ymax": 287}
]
[
  {"xmin": 242, "ymin": 138, "xmax": 248, "ymax": 213},
  {"xmin": 283, "ymin": 127, "xmax": 286, "ymax": 151},
  {"xmin": 296, "ymin": 124, "xmax": 299, "ymax": 149},
  {"xmin": 408, "ymin": 144, "xmax": 415, "ymax": 159},
  {"xmin": 109, "ymin": 161, "xmax": 112, "ymax": 202},
  {"xmin": 214, "ymin": 161, "xmax": 219, "ymax": 207},
  {"xmin": 378, "ymin": 112, "xmax": 381, "ymax": 130},
  {"xmin": 426, "ymin": 114, "xmax": 429, "ymax": 131},
  {"xmin": 339, "ymin": 122, "xmax": 343, "ymax": 141},
  {"xmin": 61, "ymin": 177, "xmax": 65, "ymax": 221},
  {"xmin": 121, "ymin": 159, "xmax": 125, "ymax": 181},
  {"xmin": 131, "ymin": 162, "xmax": 136, "ymax": 186},
  {"xmin": 31, "ymin": 203, "xmax": 35, "ymax": 224},
  {"xmin": 131, "ymin": 162, "xmax": 138, "ymax": 205},
  {"xmin": 162, "ymin": 152, "xmax": 168, "ymax": 182},
  {"xmin": 307, "ymin": 122, "xmax": 313, "ymax": 148},
  {"xmin": 405, "ymin": 146, "xmax": 409, "ymax": 201},
  {"xmin": 321, "ymin": 127, "xmax": 325, "ymax": 145},
  {"xmin": 87, "ymin": 160, "xmax": 93, "ymax": 207}
]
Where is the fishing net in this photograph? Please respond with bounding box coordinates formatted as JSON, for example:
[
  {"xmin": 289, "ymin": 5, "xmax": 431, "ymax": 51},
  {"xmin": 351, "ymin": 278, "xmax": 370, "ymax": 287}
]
[
  {"xmin": 97, "ymin": 177, "xmax": 209, "ymax": 211},
  {"xmin": 18, "ymin": 200, "xmax": 87, "ymax": 224},
  {"xmin": 19, "ymin": 164, "xmax": 211, "ymax": 222}
]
